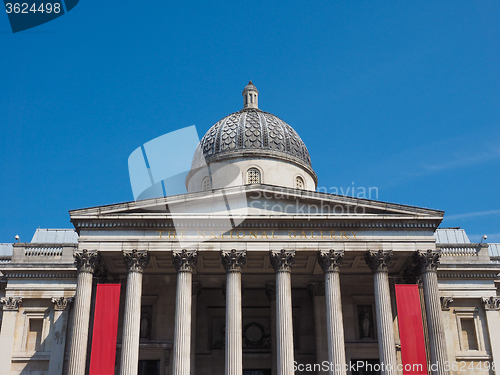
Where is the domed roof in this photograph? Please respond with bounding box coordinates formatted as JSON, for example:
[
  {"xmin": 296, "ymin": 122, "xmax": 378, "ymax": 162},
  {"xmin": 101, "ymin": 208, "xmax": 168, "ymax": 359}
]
[
  {"xmin": 190, "ymin": 82, "xmax": 316, "ymax": 183},
  {"xmin": 193, "ymin": 107, "xmax": 314, "ymax": 174}
]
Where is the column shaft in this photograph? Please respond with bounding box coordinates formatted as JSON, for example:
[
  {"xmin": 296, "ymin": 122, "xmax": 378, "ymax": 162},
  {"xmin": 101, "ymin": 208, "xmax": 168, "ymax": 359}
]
[
  {"xmin": 373, "ymin": 270, "xmax": 397, "ymax": 375},
  {"xmin": 68, "ymin": 271, "xmax": 94, "ymax": 375},
  {"xmin": 120, "ymin": 271, "xmax": 143, "ymax": 375},
  {"xmin": 49, "ymin": 298, "xmax": 73, "ymax": 375},
  {"xmin": 276, "ymin": 270, "xmax": 294, "ymax": 375},
  {"xmin": 0, "ymin": 297, "xmax": 22, "ymax": 375},
  {"xmin": 325, "ymin": 271, "xmax": 347, "ymax": 375},
  {"xmin": 172, "ymin": 271, "xmax": 193, "ymax": 375}
]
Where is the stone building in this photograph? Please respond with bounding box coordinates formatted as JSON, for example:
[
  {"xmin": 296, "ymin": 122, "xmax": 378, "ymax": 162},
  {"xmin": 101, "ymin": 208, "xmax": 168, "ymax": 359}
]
[{"xmin": 0, "ymin": 83, "xmax": 499, "ymax": 375}]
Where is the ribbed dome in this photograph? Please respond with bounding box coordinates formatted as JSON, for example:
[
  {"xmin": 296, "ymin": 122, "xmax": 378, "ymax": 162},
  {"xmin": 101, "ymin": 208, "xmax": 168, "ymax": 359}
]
[{"xmin": 192, "ymin": 108, "xmax": 313, "ymax": 174}]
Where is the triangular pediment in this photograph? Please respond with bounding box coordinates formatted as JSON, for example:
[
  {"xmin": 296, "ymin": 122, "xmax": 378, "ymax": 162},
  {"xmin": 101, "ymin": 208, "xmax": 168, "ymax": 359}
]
[{"xmin": 70, "ymin": 184, "xmax": 443, "ymax": 224}]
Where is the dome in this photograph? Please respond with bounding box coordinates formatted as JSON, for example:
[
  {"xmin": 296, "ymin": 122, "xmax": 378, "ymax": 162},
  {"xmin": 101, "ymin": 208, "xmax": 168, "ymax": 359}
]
[
  {"xmin": 192, "ymin": 108, "xmax": 315, "ymax": 177},
  {"xmin": 188, "ymin": 82, "xmax": 317, "ymax": 192}
]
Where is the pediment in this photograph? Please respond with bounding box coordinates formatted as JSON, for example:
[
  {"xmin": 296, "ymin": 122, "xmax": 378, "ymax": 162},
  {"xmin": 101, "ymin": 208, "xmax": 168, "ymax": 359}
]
[{"xmin": 70, "ymin": 185, "xmax": 444, "ymax": 225}]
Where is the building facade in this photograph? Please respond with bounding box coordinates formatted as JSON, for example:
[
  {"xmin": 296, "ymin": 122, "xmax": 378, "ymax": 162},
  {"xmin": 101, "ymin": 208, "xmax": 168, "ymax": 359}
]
[{"xmin": 0, "ymin": 83, "xmax": 499, "ymax": 375}]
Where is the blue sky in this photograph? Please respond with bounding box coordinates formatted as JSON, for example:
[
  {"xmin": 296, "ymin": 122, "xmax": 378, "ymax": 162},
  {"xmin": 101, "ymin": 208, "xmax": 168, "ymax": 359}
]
[{"xmin": 0, "ymin": 1, "xmax": 499, "ymax": 243}]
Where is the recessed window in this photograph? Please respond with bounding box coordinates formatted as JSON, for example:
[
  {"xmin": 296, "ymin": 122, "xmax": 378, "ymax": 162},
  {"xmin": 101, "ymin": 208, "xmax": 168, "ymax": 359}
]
[
  {"xmin": 460, "ymin": 318, "xmax": 478, "ymax": 351},
  {"xmin": 202, "ymin": 176, "xmax": 211, "ymax": 191},
  {"xmin": 295, "ymin": 176, "xmax": 304, "ymax": 189},
  {"xmin": 26, "ymin": 318, "xmax": 43, "ymax": 352},
  {"xmin": 247, "ymin": 168, "xmax": 261, "ymax": 184}
]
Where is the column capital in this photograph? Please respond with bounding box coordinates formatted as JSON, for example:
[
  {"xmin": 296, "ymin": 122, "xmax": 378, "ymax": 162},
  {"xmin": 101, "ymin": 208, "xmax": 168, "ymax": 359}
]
[
  {"xmin": 0, "ymin": 296, "xmax": 22, "ymax": 311},
  {"xmin": 307, "ymin": 282, "xmax": 325, "ymax": 297},
  {"xmin": 265, "ymin": 283, "xmax": 276, "ymax": 302},
  {"xmin": 482, "ymin": 296, "xmax": 500, "ymax": 311},
  {"xmin": 173, "ymin": 249, "xmax": 197, "ymax": 273},
  {"xmin": 270, "ymin": 249, "xmax": 295, "ymax": 273},
  {"xmin": 52, "ymin": 296, "xmax": 74, "ymax": 311},
  {"xmin": 74, "ymin": 249, "xmax": 100, "ymax": 273},
  {"xmin": 221, "ymin": 249, "xmax": 247, "ymax": 273},
  {"xmin": 318, "ymin": 249, "xmax": 344, "ymax": 273},
  {"xmin": 364, "ymin": 250, "xmax": 393, "ymax": 273},
  {"xmin": 440, "ymin": 296, "xmax": 453, "ymax": 311},
  {"xmin": 414, "ymin": 250, "xmax": 441, "ymax": 273},
  {"xmin": 123, "ymin": 249, "xmax": 150, "ymax": 273}
]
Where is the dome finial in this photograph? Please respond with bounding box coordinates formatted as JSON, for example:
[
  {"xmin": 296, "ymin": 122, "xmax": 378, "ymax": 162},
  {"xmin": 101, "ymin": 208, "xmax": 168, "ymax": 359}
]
[{"xmin": 242, "ymin": 81, "xmax": 259, "ymax": 109}]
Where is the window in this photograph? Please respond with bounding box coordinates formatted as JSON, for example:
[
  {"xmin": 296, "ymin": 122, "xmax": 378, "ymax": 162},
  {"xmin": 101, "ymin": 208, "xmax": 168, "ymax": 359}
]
[
  {"xmin": 247, "ymin": 168, "xmax": 261, "ymax": 184},
  {"xmin": 460, "ymin": 318, "xmax": 478, "ymax": 351},
  {"xmin": 26, "ymin": 318, "xmax": 43, "ymax": 352},
  {"xmin": 202, "ymin": 176, "xmax": 211, "ymax": 191},
  {"xmin": 295, "ymin": 176, "xmax": 304, "ymax": 189}
]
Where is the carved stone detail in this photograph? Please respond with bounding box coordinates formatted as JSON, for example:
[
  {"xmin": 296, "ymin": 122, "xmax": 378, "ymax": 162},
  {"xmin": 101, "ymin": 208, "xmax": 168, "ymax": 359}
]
[
  {"xmin": 307, "ymin": 282, "xmax": 325, "ymax": 297},
  {"xmin": 52, "ymin": 297, "xmax": 74, "ymax": 311},
  {"xmin": 221, "ymin": 250, "xmax": 247, "ymax": 273},
  {"xmin": 440, "ymin": 296, "xmax": 453, "ymax": 311},
  {"xmin": 364, "ymin": 250, "xmax": 393, "ymax": 273},
  {"xmin": 414, "ymin": 250, "xmax": 441, "ymax": 273},
  {"xmin": 172, "ymin": 249, "xmax": 197, "ymax": 273},
  {"xmin": 482, "ymin": 296, "xmax": 500, "ymax": 311},
  {"xmin": 0, "ymin": 296, "xmax": 22, "ymax": 311},
  {"xmin": 270, "ymin": 249, "xmax": 295, "ymax": 273},
  {"xmin": 318, "ymin": 250, "xmax": 344, "ymax": 273},
  {"xmin": 74, "ymin": 249, "xmax": 100, "ymax": 273},
  {"xmin": 265, "ymin": 283, "xmax": 276, "ymax": 302},
  {"xmin": 123, "ymin": 250, "xmax": 150, "ymax": 273}
]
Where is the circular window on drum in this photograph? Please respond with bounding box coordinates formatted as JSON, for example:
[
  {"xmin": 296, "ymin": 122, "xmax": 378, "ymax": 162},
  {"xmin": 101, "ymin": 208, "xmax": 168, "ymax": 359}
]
[
  {"xmin": 295, "ymin": 176, "xmax": 304, "ymax": 189},
  {"xmin": 247, "ymin": 168, "xmax": 261, "ymax": 184},
  {"xmin": 202, "ymin": 176, "xmax": 211, "ymax": 191}
]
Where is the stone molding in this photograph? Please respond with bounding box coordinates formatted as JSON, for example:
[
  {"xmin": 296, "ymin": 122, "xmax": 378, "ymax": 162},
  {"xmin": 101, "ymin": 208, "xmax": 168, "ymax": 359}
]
[
  {"xmin": 265, "ymin": 283, "xmax": 276, "ymax": 302},
  {"xmin": 270, "ymin": 249, "xmax": 295, "ymax": 273},
  {"xmin": 220, "ymin": 249, "xmax": 247, "ymax": 273},
  {"xmin": 414, "ymin": 250, "xmax": 441, "ymax": 273},
  {"xmin": 74, "ymin": 249, "xmax": 100, "ymax": 273},
  {"xmin": 307, "ymin": 282, "xmax": 325, "ymax": 297},
  {"xmin": 318, "ymin": 249, "xmax": 344, "ymax": 273},
  {"xmin": 123, "ymin": 249, "xmax": 150, "ymax": 273},
  {"xmin": 364, "ymin": 250, "xmax": 393, "ymax": 273},
  {"xmin": 440, "ymin": 296, "xmax": 454, "ymax": 311},
  {"xmin": 482, "ymin": 296, "xmax": 500, "ymax": 311},
  {"xmin": 0, "ymin": 296, "xmax": 22, "ymax": 311},
  {"xmin": 52, "ymin": 296, "xmax": 74, "ymax": 311},
  {"xmin": 172, "ymin": 249, "xmax": 197, "ymax": 273}
]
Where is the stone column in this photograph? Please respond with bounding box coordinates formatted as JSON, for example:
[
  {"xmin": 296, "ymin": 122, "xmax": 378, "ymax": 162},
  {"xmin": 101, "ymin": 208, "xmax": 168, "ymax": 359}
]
[
  {"xmin": 265, "ymin": 284, "xmax": 277, "ymax": 375},
  {"xmin": 481, "ymin": 297, "xmax": 500, "ymax": 369},
  {"xmin": 68, "ymin": 250, "xmax": 100, "ymax": 375},
  {"xmin": 270, "ymin": 250, "xmax": 295, "ymax": 375},
  {"xmin": 172, "ymin": 250, "xmax": 197, "ymax": 375},
  {"xmin": 414, "ymin": 250, "xmax": 449, "ymax": 375},
  {"xmin": 49, "ymin": 297, "xmax": 74, "ymax": 375},
  {"xmin": 191, "ymin": 282, "xmax": 202, "ymax": 375},
  {"xmin": 120, "ymin": 250, "xmax": 150, "ymax": 375},
  {"xmin": 318, "ymin": 250, "xmax": 347, "ymax": 375},
  {"xmin": 0, "ymin": 297, "xmax": 22, "ymax": 375},
  {"xmin": 307, "ymin": 283, "xmax": 328, "ymax": 373},
  {"xmin": 365, "ymin": 250, "xmax": 397, "ymax": 375},
  {"xmin": 221, "ymin": 250, "xmax": 247, "ymax": 375}
]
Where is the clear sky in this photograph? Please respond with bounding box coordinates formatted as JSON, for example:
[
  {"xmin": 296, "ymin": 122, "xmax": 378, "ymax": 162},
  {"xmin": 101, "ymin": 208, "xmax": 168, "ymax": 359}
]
[{"xmin": 1, "ymin": 1, "xmax": 499, "ymax": 243}]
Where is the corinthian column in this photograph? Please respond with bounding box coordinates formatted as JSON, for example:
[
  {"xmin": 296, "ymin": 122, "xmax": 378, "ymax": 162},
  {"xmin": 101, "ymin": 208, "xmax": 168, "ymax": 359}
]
[
  {"xmin": 120, "ymin": 250, "xmax": 150, "ymax": 375},
  {"xmin": 172, "ymin": 250, "xmax": 197, "ymax": 375},
  {"xmin": 68, "ymin": 250, "xmax": 100, "ymax": 375},
  {"xmin": 365, "ymin": 250, "xmax": 397, "ymax": 375},
  {"xmin": 221, "ymin": 250, "xmax": 247, "ymax": 375},
  {"xmin": 270, "ymin": 250, "xmax": 295, "ymax": 375},
  {"xmin": 414, "ymin": 250, "xmax": 449, "ymax": 375},
  {"xmin": 0, "ymin": 297, "xmax": 23, "ymax": 375},
  {"xmin": 318, "ymin": 250, "xmax": 347, "ymax": 375},
  {"xmin": 482, "ymin": 297, "xmax": 500, "ymax": 368},
  {"xmin": 49, "ymin": 297, "xmax": 74, "ymax": 375}
]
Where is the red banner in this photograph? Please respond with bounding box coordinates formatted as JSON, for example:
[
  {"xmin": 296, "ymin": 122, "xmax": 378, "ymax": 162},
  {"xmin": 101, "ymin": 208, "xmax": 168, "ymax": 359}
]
[
  {"xmin": 89, "ymin": 284, "xmax": 121, "ymax": 375},
  {"xmin": 395, "ymin": 284, "xmax": 428, "ymax": 375}
]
